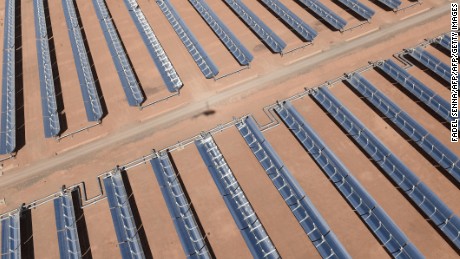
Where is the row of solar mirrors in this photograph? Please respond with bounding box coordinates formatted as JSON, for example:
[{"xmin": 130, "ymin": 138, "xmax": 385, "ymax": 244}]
[
  {"xmin": 0, "ymin": 117, "xmax": 457, "ymax": 258},
  {"xmin": 0, "ymin": 0, "xmax": 423, "ymax": 153},
  {"xmin": 2, "ymin": 72, "xmax": 459, "ymax": 258}
]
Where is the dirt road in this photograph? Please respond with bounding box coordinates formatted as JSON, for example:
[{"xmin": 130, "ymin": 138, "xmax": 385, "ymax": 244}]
[{"xmin": 0, "ymin": 4, "xmax": 450, "ymax": 189}]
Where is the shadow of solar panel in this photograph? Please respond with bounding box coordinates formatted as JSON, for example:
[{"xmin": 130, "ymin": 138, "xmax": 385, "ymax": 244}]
[
  {"xmin": 150, "ymin": 152, "xmax": 211, "ymax": 258},
  {"xmin": 33, "ymin": 0, "xmax": 61, "ymax": 137},
  {"xmin": 62, "ymin": 0, "xmax": 103, "ymax": 122},
  {"xmin": 224, "ymin": 0, "xmax": 286, "ymax": 53},
  {"xmin": 375, "ymin": 0, "xmax": 401, "ymax": 10},
  {"xmin": 93, "ymin": 0, "xmax": 145, "ymax": 106},
  {"xmin": 297, "ymin": 0, "xmax": 347, "ymax": 30},
  {"xmin": 336, "ymin": 0, "xmax": 375, "ymax": 21},
  {"xmin": 189, "ymin": 0, "xmax": 253, "ymax": 66},
  {"xmin": 195, "ymin": 135, "xmax": 279, "ymax": 259},
  {"xmin": 54, "ymin": 194, "xmax": 82, "ymax": 259},
  {"xmin": 236, "ymin": 116, "xmax": 350, "ymax": 258},
  {"xmin": 103, "ymin": 172, "xmax": 145, "ymax": 259},
  {"xmin": 123, "ymin": 0, "xmax": 183, "ymax": 92},
  {"xmin": 347, "ymin": 73, "xmax": 460, "ymax": 184},
  {"xmin": 156, "ymin": 0, "xmax": 218, "ymax": 79},
  {"xmin": 407, "ymin": 47, "xmax": 451, "ymax": 83},
  {"xmin": 312, "ymin": 87, "xmax": 460, "ymax": 249},
  {"xmin": 376, "ymin": 59, "xmax": 452, "ymax": 122},
  {"xmin": 0, "ymin": 0, "xmax": 16, "ymax": 154},
  {"xmin": 1, "ymin": 212, "xmax": 20, "ymax": 258},
  {"xmin": 275, "ymin": 101, "xmax": 423, "ymax": 257},
  {"xmin": 260, "ymin": 0, "xmax": 317, "ymax": 42}
]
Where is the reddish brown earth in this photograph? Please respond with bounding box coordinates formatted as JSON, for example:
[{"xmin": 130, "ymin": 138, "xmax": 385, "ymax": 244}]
[
  {"xmin": 214, "ymin": 128, "xmax": 317, "ymax": 258},
  {"xmin": 171, "ymin": 144, "xmax": 252, "ymax": 259}
]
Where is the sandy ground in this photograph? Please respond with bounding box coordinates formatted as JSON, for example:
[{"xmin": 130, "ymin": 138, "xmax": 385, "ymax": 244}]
[
  {"xmin": 125, "ymin": 164, "xmax": 184, "ymax": 258},
  {"xmin": 83, "ymin": 195, "xmax": 120, "ymax": 258},
  {"xmin": 31, "ymin": 201, "xmax": 60, "ymax": 258},
  {"xmin": 214, "ymin": 128, "xmax": 317, "ymax": 258},
  {"xmin": 260, "ymin": 121, "xmax": 389, "ymax": 258},
  {"xmin": 171, "ymin": 144, "xmax": 252, "ymax": 259},
  {"xmin": 0, "ymin": 0, "xmax": 458, "ymax": 258}
]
